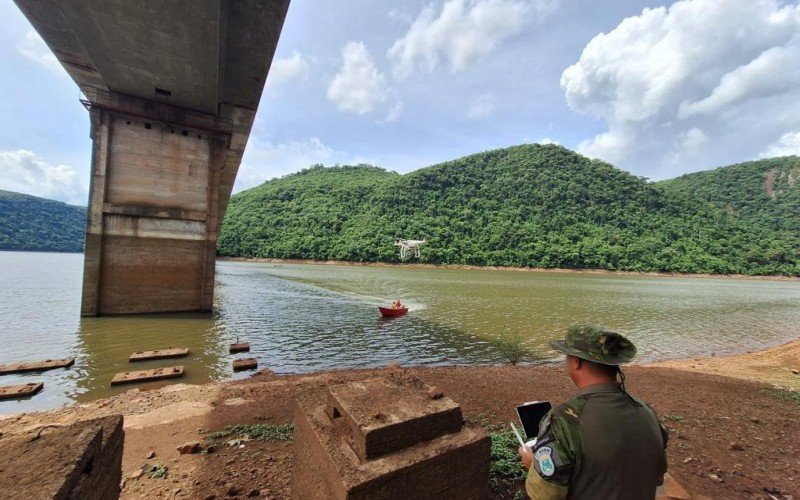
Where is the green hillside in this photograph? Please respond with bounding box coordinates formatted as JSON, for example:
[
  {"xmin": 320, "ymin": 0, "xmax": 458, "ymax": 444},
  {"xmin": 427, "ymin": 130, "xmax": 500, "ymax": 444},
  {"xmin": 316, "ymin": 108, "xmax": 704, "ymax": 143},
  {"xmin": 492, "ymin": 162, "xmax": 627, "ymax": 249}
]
[
  {"xmin": 657, "ymin": 156, "xmax": 799, "ymax": 270},
  {"xmin": 0, "ymin": 190, "xmax": 86, "ymax": 252},
  {"xmin": 219, "ymin": 145, "xmax": 800, "ymax": 276}
]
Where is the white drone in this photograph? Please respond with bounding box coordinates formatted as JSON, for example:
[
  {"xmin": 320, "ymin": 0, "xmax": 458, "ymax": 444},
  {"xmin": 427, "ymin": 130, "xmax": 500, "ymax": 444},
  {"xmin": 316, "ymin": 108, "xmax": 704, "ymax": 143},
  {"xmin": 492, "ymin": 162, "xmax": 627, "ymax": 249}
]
[{"xmin": 394, "ymin": 239, "xmax": 427, "ymax": 259}]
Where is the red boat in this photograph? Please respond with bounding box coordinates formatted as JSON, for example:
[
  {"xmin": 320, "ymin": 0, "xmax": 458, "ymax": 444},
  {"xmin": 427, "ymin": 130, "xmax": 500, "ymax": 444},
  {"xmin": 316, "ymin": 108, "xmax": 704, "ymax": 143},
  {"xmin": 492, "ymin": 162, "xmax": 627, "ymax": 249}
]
[{"xmin": 379, "ymin": 306, "xmax": 408, "ymax": 317}]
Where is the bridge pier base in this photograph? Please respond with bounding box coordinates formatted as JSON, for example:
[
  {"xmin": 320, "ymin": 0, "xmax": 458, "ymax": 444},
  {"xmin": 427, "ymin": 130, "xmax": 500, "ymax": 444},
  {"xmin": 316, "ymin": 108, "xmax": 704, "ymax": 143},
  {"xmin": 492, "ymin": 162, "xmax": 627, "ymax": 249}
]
[{"xmin": 80, "ymin": 93, "xmax": 230, "ymax": 316}]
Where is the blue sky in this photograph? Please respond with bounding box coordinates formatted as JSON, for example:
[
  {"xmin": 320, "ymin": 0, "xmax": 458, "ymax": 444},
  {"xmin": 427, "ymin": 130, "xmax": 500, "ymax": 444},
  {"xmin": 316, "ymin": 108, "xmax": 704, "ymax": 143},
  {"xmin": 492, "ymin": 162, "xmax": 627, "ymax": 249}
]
[{"xmin": 2, "ymin": 0, "xmax": 800, "ymax": 205}]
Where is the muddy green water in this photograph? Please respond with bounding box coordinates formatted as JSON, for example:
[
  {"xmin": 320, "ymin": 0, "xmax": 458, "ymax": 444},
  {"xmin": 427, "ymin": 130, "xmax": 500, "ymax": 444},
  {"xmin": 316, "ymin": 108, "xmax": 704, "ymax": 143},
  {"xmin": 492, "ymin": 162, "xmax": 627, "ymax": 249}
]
[{"xmin": 1, "ymin": 251, "xmax": 799, "ymax": 414}]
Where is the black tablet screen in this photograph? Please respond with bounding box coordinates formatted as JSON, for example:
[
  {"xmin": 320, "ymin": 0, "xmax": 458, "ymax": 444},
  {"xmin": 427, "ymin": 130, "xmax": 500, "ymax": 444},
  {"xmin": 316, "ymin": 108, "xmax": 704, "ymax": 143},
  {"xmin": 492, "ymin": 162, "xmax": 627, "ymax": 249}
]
[{"xmin": 516, "ymin": 401, "xmax": 552, "ymax": 439}]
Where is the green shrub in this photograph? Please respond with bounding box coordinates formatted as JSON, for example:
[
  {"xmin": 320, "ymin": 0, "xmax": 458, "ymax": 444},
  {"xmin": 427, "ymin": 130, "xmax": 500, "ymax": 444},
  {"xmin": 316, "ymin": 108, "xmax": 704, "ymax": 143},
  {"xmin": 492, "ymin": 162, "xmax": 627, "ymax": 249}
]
[{"xmin": 490, "ymin": 331, "xmax": 535, "ymax": 365}]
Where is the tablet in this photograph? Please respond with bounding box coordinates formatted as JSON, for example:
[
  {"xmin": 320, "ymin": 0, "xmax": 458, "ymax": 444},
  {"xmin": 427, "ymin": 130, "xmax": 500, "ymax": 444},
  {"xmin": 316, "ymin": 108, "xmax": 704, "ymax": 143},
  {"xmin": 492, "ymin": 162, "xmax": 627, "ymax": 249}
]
[{"xmin": 516, "ymin": 401, "xmax": 552, "ymax": 439}]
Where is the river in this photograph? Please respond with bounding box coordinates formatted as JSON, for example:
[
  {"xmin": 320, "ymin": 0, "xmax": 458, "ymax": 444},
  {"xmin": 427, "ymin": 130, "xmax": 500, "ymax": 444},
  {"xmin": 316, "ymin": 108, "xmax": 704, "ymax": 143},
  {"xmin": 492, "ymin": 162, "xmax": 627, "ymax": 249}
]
[{"xmin": 1, "ymin": 251, "xmax": 798, "ymax": 414}]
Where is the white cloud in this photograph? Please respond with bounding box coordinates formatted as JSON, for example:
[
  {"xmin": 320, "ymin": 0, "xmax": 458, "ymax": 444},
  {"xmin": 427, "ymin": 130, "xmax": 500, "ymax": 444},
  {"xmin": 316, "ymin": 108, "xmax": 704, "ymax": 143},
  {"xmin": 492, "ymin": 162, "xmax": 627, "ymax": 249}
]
[
  {"xmin": 562, "ymin": 0, "xmax": 800, "ymax": 177},
  {"xmin": 681, "ymin": 127, "xmax": 708, "ymax": 153},
  {"xmin": 0, "ymin": 150, "xmax": 86, "ymax": 205},
  {"xmin": 236, "ymin": 137, "xmax": 346, "ymax": 191},
  {"xmin": 383, "ymin": 100, "xmax": 405, "ymax": 123},
  {"xmin": 536, "ymin": 137, "xmax": 559, "ymax": 145},
  {"xmin": 761, "ymin": 130, "xmax": 800, "ymax": 158},
  {"xmin": 268, "ymin": 52, "xmax": 310, "ymax": 86},
  {"xmin": 389, "ymin": 0, "xmax": 557, "ymax": 79},
  {"xmin": 678, "ymin": 45, "xmax": 800, "ymax": 119},
  {"xmin": 327, "ymin": 42, "xmax": 389, "ymax": 115},
  {"xmin": 467, "ymin": 92, "xmax": 495, "ymax": 119},
  {"xmin": 16, "ymin": 30, "xmax": 63, "ymax": 75}
]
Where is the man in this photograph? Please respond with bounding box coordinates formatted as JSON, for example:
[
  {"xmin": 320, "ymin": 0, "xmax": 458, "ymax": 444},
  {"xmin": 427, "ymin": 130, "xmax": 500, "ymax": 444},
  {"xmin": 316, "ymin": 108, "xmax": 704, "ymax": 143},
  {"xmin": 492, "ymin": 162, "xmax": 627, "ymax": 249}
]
[{"xmin": 519, "ymin": 325, "xmax": 668, "ymax": 499}]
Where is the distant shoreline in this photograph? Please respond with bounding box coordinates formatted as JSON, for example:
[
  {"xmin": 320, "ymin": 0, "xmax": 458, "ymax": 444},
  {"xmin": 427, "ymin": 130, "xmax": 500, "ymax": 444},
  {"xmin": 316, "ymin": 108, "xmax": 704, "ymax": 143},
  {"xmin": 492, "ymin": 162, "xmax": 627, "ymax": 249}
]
[
  {"xmin": 0, "ymin": 248, "xmax": 83, "ymax": 255},
  {"xmin": 219, "ymin": 256, "xmax": 800, "ymax": 281}
]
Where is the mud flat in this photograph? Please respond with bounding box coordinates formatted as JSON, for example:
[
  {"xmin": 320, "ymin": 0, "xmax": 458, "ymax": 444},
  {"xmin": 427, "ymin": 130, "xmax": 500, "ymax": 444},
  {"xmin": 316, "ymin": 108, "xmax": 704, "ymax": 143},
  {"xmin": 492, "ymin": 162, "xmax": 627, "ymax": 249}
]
[
  {"xmin": 650, "ymin": 339, "xmax": 800, "ymax": 389},
  {"xmin": 0, "ymin": 359, "xmax": 797, "ymax": 499}
]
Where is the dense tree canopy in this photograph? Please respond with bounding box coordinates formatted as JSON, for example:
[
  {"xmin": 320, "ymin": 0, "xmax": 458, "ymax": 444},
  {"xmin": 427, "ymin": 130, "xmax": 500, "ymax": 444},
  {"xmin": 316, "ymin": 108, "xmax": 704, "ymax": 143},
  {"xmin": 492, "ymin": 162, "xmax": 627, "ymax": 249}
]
[
  {"xmin": 657, "ymin": 156, "xmax": 800, "ymax": 273},
  {"xmin": 219, "ymin": 145, "xmax": 800, "ymax": 276},
  {"xmin": 0, "ymin": 189, "xmax": 86, "ymax": 252}
]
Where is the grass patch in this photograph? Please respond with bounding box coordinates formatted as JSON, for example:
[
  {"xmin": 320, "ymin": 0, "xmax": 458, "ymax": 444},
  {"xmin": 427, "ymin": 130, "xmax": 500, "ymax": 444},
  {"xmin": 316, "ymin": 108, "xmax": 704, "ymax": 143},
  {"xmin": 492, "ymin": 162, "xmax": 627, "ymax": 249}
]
[
  {"xmin": 207, "ymin": 422, "xmax": 294, "ymax": 442},
  {"xmin": 770, "ymin": 389, "xmax": 800, "ymax": 405},
  {"xmin": 146, "ymin": 463, "xmax": 168, "ymax": 479},
  {"xmin": 489, "ymin": 430, "xmax": 528, "ymax": 493}
]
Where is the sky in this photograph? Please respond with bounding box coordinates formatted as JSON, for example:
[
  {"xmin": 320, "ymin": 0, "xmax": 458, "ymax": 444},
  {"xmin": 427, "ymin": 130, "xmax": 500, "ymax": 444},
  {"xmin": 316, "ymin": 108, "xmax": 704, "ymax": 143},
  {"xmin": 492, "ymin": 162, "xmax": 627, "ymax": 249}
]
[{"xmin": 1, "ymin": 0, "xmax": 800, "ymax": 205}]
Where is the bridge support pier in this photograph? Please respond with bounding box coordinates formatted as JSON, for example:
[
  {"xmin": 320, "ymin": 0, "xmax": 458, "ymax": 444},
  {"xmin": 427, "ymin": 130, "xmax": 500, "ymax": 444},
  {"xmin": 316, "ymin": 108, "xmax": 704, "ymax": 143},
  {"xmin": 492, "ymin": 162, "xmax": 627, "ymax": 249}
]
[
  {"xmin": 80, "ymin": 92, "xmax": 231, "ymax": 316},
  {"xmin": 13, "ymin": 0, "xmax": 290, "ymax": 317}
]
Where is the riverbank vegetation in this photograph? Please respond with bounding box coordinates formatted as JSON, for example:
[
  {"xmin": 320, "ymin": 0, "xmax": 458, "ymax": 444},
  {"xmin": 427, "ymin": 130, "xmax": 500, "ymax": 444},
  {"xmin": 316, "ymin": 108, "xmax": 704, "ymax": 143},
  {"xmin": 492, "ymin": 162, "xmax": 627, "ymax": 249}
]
[
  {"xmin": 219, "ymin": 145, "xmax": 799, "ymax": 276},
  {"xmin": 0, "ymin": 189, "xmax": 85, "ymax": 252}
]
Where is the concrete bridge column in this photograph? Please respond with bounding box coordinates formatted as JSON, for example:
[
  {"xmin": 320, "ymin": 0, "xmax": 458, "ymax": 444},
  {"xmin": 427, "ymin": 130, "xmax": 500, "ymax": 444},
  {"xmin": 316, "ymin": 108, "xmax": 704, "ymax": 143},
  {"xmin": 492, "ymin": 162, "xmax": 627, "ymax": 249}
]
[{"xmin": 80, "ymin": 92, "xmax": 230, "ymax": 316}]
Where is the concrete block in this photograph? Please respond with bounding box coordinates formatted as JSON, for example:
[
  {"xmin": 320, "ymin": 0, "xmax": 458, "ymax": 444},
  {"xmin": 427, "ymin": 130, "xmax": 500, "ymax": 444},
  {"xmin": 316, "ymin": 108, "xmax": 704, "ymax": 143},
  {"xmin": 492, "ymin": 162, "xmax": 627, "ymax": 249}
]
[
  {"xmin": 326, "ymin": 377, "xmax": 463, "ymax": 461},
  {"xmin": 233, "ymin": 358, "xmax": 258, "ymax": 371},
  {"xmin": 0, "ymin": 358, "xmax": 74, "ymax": 375},
  {"xmin": 291, "ymin": 377, "xmax": 490, "ymax": 500},
  {"xmin": 0, "ymin": 415, "xmax": 124, "ymax": 500},
  {"xmin": 0, "ymin": 382, "xmax": 44, "ymax": 400}
]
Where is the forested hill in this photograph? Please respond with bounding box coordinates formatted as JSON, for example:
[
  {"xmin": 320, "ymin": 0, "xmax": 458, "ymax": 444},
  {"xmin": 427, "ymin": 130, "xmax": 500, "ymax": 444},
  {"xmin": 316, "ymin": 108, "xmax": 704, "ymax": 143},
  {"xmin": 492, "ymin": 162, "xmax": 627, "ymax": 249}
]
[
  {"xmin": 0, "ymin": 190, "xmax": 86, "ymax": 252},
  {"xmin": 657, "ymin": 156, "xmax": 799, "ymax": 258},
  {"xmin": 219, "ymin": 145, "xmax": 799, "ymax": 276}
]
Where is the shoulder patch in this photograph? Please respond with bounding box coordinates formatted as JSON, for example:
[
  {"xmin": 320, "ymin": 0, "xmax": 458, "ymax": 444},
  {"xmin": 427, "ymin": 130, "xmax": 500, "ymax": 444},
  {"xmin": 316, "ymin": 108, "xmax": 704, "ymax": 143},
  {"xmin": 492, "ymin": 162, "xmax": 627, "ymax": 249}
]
[
  {"xmin": 535, "ymin": 447, "xmax": 556, "ymax": 477},
  {"xmin": 564, "ymin": 408, "xmax": 578, "ymax": 419},
  {"xmin": 531, "ymin": 417, "xmax": 576, "ymax": 487}
]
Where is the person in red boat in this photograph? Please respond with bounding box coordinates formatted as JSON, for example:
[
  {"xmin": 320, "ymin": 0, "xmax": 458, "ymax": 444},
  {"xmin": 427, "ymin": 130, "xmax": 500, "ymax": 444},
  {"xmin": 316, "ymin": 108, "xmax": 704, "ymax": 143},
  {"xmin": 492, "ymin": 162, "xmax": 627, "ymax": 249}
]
[{"xmin": 392, "ymin": 300, "xmax": 404, "ymax": 309}]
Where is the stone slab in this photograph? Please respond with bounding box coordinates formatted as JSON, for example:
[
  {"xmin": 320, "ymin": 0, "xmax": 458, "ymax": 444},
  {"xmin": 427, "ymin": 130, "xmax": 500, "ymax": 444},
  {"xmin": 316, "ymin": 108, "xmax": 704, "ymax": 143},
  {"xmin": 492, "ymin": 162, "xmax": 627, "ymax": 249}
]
[
  {"xmin": 229, "ymin": 342, "xmax": 250, "ymax": 353},
  {"xmin": 233, "ymin": 358, "xmax": 258, "ymax": 371},
  {"xmin": 0, "ymin": 358, "xmax": 74, "ymax": 375},
  {"xmin": 326, "ymin": 377, "xmax": 463, "ymax": 460},
  {"xmin": 111, "ymin": 365, "xmax": 184, "ymax": 385},
  {"xmin": 0, "ymin": 382, "xmax": 43, "ymax": 400},
  {"xmin": 291, "ymin": 378, "xmax": 490, "ymax": 500},
  {"xmin": 129, "ymin": 348, "xmax": 189, "ymax": 362}
]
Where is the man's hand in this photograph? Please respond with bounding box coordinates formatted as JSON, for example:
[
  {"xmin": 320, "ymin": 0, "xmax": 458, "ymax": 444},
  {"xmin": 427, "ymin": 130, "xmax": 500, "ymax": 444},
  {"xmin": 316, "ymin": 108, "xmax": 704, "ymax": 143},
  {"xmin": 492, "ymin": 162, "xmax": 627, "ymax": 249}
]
[{"xmin": 518, "ymin": 445, "xmax": 534, "ymax": 470}]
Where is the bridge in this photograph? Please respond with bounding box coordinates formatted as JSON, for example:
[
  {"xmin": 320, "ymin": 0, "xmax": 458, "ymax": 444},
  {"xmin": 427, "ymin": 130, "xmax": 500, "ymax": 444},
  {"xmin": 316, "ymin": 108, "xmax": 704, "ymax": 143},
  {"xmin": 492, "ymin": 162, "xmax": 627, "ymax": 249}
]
[{"xmin": 14, "ymin": 1, "xmax": 290, "ymax": 315}]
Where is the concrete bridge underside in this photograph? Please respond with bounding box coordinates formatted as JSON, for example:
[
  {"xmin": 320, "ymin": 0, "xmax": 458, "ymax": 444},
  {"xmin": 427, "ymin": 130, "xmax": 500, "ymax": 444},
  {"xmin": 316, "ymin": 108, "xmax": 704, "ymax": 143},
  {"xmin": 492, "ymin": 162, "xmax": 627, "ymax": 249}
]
[{"xmin": 14, "ymin": 0, "xmax": 290, "ymax": 315}]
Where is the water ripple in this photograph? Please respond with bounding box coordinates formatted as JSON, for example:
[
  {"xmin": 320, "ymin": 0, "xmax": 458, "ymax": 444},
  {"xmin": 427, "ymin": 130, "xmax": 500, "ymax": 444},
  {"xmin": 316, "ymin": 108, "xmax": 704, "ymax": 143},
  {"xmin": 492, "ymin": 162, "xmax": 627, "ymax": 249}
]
[{"xmin": 1, "ymin": 253, "xmax": 799, "ymax": 414}]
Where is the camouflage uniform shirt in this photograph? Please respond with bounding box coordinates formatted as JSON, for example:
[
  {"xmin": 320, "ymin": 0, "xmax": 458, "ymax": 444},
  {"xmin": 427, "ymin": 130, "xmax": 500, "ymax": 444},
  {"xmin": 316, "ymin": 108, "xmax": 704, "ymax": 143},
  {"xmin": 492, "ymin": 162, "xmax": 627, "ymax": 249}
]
[{"xmin": 526, "ymin": 383, "xmax": 668, "ymax": 500}]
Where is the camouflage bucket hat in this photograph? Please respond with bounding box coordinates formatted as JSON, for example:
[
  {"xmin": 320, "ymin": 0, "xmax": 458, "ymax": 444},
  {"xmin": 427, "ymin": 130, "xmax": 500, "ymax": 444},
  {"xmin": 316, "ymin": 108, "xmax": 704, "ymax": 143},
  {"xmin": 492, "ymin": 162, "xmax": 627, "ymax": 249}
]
[{"xmin": 550, "ymin": 325, "xmax": 637, "ymax": 365}]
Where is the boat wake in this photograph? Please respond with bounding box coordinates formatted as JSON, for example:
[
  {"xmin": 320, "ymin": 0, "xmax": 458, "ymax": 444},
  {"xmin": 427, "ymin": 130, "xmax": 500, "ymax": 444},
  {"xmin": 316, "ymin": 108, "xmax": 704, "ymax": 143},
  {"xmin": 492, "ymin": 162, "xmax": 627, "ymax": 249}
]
[{"xmin": 337, "ymin": 290, "xmax": 427, "ymax": 312}]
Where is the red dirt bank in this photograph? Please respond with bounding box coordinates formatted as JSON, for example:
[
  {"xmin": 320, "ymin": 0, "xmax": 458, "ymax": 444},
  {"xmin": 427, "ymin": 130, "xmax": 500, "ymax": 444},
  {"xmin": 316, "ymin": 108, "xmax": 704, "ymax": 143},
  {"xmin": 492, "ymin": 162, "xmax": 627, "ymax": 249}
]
[{"xmin": 0, "ymin": 364, "xmax": 797, "ymax": 499}]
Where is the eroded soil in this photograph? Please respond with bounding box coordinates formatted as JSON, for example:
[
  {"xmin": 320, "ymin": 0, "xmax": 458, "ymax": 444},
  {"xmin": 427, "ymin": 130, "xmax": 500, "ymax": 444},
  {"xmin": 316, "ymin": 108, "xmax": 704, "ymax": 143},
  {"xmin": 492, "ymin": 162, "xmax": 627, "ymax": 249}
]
[{"xmin": 0, "ymin": 362, "xmax": 797, "ymax": 499}]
